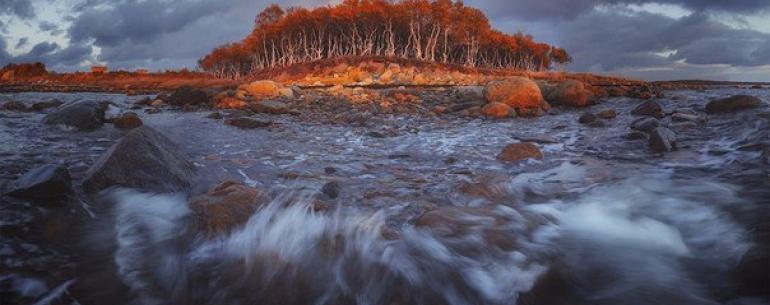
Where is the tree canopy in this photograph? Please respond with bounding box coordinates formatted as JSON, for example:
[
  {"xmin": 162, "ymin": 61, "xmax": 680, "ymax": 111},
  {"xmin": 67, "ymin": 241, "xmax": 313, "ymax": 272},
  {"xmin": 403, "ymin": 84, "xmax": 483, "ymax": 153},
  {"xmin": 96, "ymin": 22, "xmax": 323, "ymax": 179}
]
[{"xmin": 199, "ymin": 0, "xmax": 571, "ymax": 79}]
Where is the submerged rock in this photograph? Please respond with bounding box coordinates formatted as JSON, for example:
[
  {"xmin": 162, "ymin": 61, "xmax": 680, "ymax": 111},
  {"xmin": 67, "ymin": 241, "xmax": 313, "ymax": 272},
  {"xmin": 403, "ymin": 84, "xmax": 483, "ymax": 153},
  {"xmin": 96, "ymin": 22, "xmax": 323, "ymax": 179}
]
[
  {"xmin": 484, "ymin": 77, "xmax": 545, "ymax": 115},
  {"xmin": 596, "ymin": 109, "xmax": 617, "ymax": 119},
  {"xmin": 2, "ymin": 100, "xmax": 28, "ymax": 111},
  {"xmin": 82, "ymin": 126, "xmax": 196, "ymax": 194},
  {"xmin": 671, "ymin": 113, "xmax": 701, "ymax": 123},
  {"xmin": 167, "ymin": 86, "xmax": 210, "ymax": 107},
  {"xmin": 497, "ymin": 143, "xmax": 543, "ymax": 162},
  {"xmin": 189, "ymin": 181, "xmax": 270, "ymax": 236},
  {"xmin": 649, "ymin": 127, "xmax": 677, "ymax": 152},
  {"xmin": 321, "ymin": 181, "xmax": 341, "ymax": 199},
  {"xmin": 631, "ymin": 100, "xmax": 664, "ymax": 118},
  {"xmin": 112, "ymin": 112, "xmax": 143, "ymax": 129},
  {"xmin": 578, "ymin": 112, "xmax": 597, "ymax": 125},
  {"xmin": 546, "ymin": 80, "xmax": 592, "ymax": 107},
  {"xmin": 5, "ymin": 164, "xmax": 72, "ymax": 203},
  {"xmin": 482, "ymin": 102, "xmax": 515, "ymax": 118},
  {"xmin": 625, "ymin": 130, "xmax": 648, "ymax": 140},
  {"xmin": 706, "ymin": 95, "xmax": 761, "ymax": 114},
  {"xmin": 226, "ymin": 118, "xmax": 273, "ymax": 129},
  {"xmin": 43, "ymin": 100, "xmax": 108, "ymax": 130},
  {"xmin": 31, "ymin": 99, "xmax": 64, "ymax": 111},
  {"xmin": 631, "ymin": 117, "xmax": 660, "ymax": 133}
]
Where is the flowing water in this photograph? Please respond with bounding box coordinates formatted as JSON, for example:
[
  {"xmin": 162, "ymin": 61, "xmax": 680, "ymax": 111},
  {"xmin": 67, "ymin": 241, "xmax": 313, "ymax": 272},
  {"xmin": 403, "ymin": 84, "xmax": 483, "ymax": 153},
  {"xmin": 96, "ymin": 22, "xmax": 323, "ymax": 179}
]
[{"xmin": 1, "ymin": 88, "xmax": 769, "ymax": 305}]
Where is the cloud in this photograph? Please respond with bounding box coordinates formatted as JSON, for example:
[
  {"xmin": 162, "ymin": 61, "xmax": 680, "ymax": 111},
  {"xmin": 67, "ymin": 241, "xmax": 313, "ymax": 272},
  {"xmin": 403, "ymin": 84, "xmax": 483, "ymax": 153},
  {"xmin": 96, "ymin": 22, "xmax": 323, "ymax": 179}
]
[
  {"xmin": 0, "ymin": 0, "xmax": 34, "ymax": 18},
  {"xmin": 14, "ymin": 36, "xmax": 27, "ymax": 49}
]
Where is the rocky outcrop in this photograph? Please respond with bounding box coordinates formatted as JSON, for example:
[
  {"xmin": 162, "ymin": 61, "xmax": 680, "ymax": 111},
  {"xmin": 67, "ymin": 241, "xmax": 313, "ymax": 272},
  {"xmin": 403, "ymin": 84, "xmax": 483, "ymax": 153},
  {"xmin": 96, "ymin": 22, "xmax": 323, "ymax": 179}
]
[
  {"xmin": 82, "ymin": 126, "xmax": 196, "ymax": 194},
  {"xmin": 43, "ymin": 100, "xmax": 108, "ymax": 130},
  {"xmin": 484, "ymin": 77, "xmax": 546, "ymax": 116},
  {"xmin": 189, "ymin": 181, "xmax": 270, "ymax": 236},
  {"xmin": 167, "ymin": 86, "xmax": 210, "ymax": 107},
  {"xmin": 4, "ymin": 164, "xmax": 72, "ymax": 203},
  {"xmin": 496, "ymin": 143, "xmax": 543, "ymax": 162},
  {"xmin": 705, "ymin": 95, "xmax": 762, "ymax": 114},
  {"xmin": 546, "ymin": 80, "xmax": 593, "ymax": 107}
]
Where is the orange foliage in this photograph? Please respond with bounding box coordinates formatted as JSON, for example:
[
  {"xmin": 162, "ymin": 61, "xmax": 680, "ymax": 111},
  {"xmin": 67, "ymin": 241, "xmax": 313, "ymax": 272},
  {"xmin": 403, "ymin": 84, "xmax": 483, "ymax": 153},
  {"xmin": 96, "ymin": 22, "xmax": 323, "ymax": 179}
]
[{"xmin": 199, "ymin": 0, "xmax": 571, "ymax": 79}]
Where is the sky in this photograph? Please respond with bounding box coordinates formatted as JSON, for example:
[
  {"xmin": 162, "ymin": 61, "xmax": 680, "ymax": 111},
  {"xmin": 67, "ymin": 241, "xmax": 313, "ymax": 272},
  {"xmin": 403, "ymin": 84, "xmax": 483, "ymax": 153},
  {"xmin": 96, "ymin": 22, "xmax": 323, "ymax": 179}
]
[{"xmin": 1, "ymin": 0, "xmax": 769, "ymax": 81}]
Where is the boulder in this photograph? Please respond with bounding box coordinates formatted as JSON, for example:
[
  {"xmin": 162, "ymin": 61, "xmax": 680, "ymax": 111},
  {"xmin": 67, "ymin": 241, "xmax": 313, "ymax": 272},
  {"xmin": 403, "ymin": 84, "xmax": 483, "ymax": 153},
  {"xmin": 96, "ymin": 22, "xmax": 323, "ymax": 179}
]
[
  {"xmin": 167, "ymin": 86, "xmax": 210, "ymax": 107},
  {"xmin": 631, "ymin": 100, "xmax": 664, "ymax": 118},
  {"xmin": 31, "ymin": 100, "xmax": 64, "ymax": 111},
  {"xmin": 596, "ymin": 109, "xmax": 617, "ymax": 119},
  {"xmin": 226, "ymin": 118, "xmax": 272, "ymax": 129},
  {"xmin": 482, "ymin": 102, "xmax": 515, "ymax": 118},
  {"xmin": 496, "ymin": 143, "xmax": 543, "ymax": 162},
  {"xmin": 578, "ymin": 113, "xmax": 597, "ymax": 124},
  {"xmin": 215, "ymin": 97, "xmax": 248, "ymax": 109},
  {"xmin": 1, "ymin": 100, "xmax": 28, "ymax": 111},
  {"xmin": 321, "ymin": 181, "xmax": 340, "ymax": 199},
  {"xmin": 625, "ymin": 130, "xmax": 648, "ymax": 140},
  {"xmin": 112, "ymin": 112, "xmax": 143, "ymax": 129},
  {"xmin": 705, "ymin": 95, "xmax": 762, "ymax": 114},
  {"xmin": 649, "ymin": 127, "xmax": 677, "ymax": 152},
  {"xmin": 239, "ymin": 80, "xmax": 283, "ymax": 98},
  {"xmin": 250, "ymin": 100, "xmax": 290, "ymax": 114},
  {"xmin": 546, "ymin": 80, "xmax": 592, "ymax": 107},
  {"xmin": 415, "ymin": 206, "xmax": 517, "ymax": 251},
  {"xmin": 630, "ymin": 117, "xmax": 660, "ymax": 133},
  {"xmin": 82, "ymin": 126, "xmax": 196, "ymax": 194},
  {"xmin": 206, "ymin": 112, "xmax": 223, "ymax": 120},
  {"xmin": 189, "ymin": 181, "xmax": 270, "ymax": 236},
  {"xmin": 484, "ymin": 77, "xmax": 545, "ymax": 115},
  {"xmin": 5, "ymin": 164, "xmax": 72, "ymax": 203},
  {"xmin": 43, "ymin": 100, "xmax": 108, "ymax": 130}
]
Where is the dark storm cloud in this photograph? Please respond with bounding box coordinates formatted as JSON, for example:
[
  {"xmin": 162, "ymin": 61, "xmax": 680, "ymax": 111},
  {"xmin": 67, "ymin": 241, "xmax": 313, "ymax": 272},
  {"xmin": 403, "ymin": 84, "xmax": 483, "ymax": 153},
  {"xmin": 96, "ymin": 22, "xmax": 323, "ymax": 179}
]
[
  {"xmin": 467, "ymin": 0, "xmax": 770, "ymax": 20},
  {"xmin": 38, "ymin": 21, "xmax": 58, "ymax": 32},
  {"xmin": 0, "ymin": 0, "xmax": 34, "ymax": 18},
  {"xmin": 26, "ymin": 41, "xmax": 57, "ymax": 56},
  {"xmin": 14, "ymin": 36, "xmax": 27, "ymax": 48}
]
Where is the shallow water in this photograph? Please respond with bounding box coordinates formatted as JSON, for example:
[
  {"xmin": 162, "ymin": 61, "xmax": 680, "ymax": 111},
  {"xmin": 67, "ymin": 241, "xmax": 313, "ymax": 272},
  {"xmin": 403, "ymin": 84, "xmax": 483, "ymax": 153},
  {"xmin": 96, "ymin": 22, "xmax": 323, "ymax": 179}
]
[{"xmin": 1, "ymin": 88, "xmax": 769, "ymax": 305}]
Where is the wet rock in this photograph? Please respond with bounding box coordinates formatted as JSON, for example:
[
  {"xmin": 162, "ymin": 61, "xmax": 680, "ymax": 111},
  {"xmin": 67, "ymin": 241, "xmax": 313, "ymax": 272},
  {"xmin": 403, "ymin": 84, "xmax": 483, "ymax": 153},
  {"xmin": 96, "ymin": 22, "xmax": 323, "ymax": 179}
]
[
  {"xmin": 215, "ymin": 97, "xmax": 247, "ymax": 109},
  {"xmin": 672, "ymin": 108, "xmax": 697, "ymax": 116},
  {"xmin": 31, "ymin": 100, "xmax": 64, "ymax": 111},
  {"xmin": 671, "ymin": 113, "xmax": 701, "ymax": 123},
  {"xmin": 625, "ymin": 130, "xmax": 648, "ymax": 140},
  {"xmin": 705, "ymin": 95, "xmax": 761, "ymax": 114},
  {"xmin": 607, "ymin": 86, "xmax": 627, "ymax": 97},
  {"xmin": 631, "ymin": 117, "xmax": 660, "ymax": 133},
  {"xmin": 365, "ymin": 131, "xmax": 387, "ymax": 138},
  {"xmin": 631, "ymin": 100, "xmax": 664, "ymax": 118},
  {"xmin": 324, "ymin": 167, "xmax": 337, "ymax": 174},
  {"xmin": 145, "ymin": 108, "xmax": 161, "ymax": 114},
  {"xmin": 251, "ymin": 100, "xmax": 290, "ymax": 114},
  {"xmin": 167, "ymin": 86, "xmax": 210, "ymax": 107},
  {"xmin": 578, "ymin": 112, "xmax": 597, "ymax": 124},
  {"xmin": 82, "ymin": 126, "xmax": 196, "ymax": 194},
  {"xmin": 482, "ymin": 102, "xmax": 515, "ymax": 118},
  {"xmin": 497, "ymin": 143, "xmax": 543, "ymax": 162},
  {"xmin": 516, "ymin": 134, "xmax": 558, "ymax": 144},
  {"xmin": 587, "ymin": 120, "xmax": 606, "ymax": 128},
  {"xmin": 151, "ymin": 99, "xmax": 165, "ymax": 107},
  {"xmin": 206, "ymin": 112, "xmax": 223, "ymax": 119},
  {"xmin": 5, "ymin": 164, "xmax": 72, "ymax": 203},
  {"xmin": 112, "ymin": 112, "xmax": 143, "ymax": 129},
  {"xmin": 189, "ymin": 181, "xmax": 270, "ymax": 236},
  {"xmin": 225, "ymin": 118, "xmax": 272, "ymax": 129},
  {"xmin": 596, "ymin": 109, "xmax": 617, "ymax": 119},
  {"xmin": 649, "ymin": 127, "xmax": 677, "ymax": 152},
  {"xmin": 1, "ymin": 100, "xmax": 28, "ymax": 111},
  {"xmin": 134, "ymin": 97, "xmax": 152, "ymax": 107},
  {"xmin": 484, "ymin": 77, "xmax": 545, "ymax": 115},
  {"xmin": 414, "ymin": 206, "xmax": 516, "ymax": 250},
  {"xmin": 546, "ymin": 80, "xmax": 592, "ymax": 107},
  {"xmin": 321, "ymin": 181, "xmax": 340, "ymax": 199},
  {"xmin": 43, "ymin": 100, "xmax": 108, "ymax": 130}
]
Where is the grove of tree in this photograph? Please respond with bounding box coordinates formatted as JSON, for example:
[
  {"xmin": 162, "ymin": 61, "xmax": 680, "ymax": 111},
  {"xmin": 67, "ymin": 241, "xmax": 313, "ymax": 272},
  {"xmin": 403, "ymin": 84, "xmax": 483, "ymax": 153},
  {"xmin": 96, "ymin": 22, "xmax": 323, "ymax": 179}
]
[{"xmin": 199, "ymin": 0, "xmax": 572, "ymax": 79}]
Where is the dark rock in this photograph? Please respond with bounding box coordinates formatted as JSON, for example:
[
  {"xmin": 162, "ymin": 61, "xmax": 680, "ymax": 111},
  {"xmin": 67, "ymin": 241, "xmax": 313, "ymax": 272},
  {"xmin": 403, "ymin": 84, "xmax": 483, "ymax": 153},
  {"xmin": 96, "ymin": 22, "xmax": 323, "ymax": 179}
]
[
  {"xmin": 82, "ymin": 126, "xmax": 196, "ymax": 193},
  {"xmin": 706, "ymin": 95, "xmax": 761, "ymax": 114},
  {"xmin": 43, "ymin": 100, "xmax": 108, "ymax": 130},
  {"xmin": 625, "ymin": 130, "xmax": 648, "ymax": 140},
  {"xmin": 225, "ymin": 118, "xmax": 272, "ymax": 129},
  {"xmin": 1, "ymin": 100, "xmax": 28, "ymax": 111},
  {"xmin": 189, "ymin": 181, "xmax": 270, "ymax": 236},
  {"xmin": 145, "ymin": 108, "xmax": 161, "ymax": 114},
  {"xmin": 587, "ymin": 120, "xmax": 606, "ymax": 128},
  {"xmin": 649, "ymin": 127, "xmax": 677, "ymax": 152},
  {"xmin": 206, "ymin": 112, "xmax": 223, "ymax": 119},
  {"xmin": 167, "ymin": 86, "xmax": 210, "ymax": 107},
  {"xmin": 365, "ymin": 131, "xmax": 387, "ymax": 138},
  {"xmin": 5, "ymin": 164, "xmax": 72, "ymax": 203},
  {"xmin": 250, "ymin": 100, "xmax": 290, "ymax": 114},
  {"xmin": 596, "ymin": 109, "xmax": 617, "ymax": 119},
  {"xmin": 133, "ymin": 97, "xmax": 152, "ymax": 107},
  {"xmin": 324, "ymin": 167, "xmax": 337, "ymax": 174},
  {"xmin": 113, "ymin": 112, "xmax": 143, "ymax": 129},
  {"xmin": 31, "ymin": 99, "xmax": 64, "ymax": 111},
  {"xmin": 631, "ymin": 117, "xmax": 660, "ymax": 133},
  {"xmin": 497, "ymin": 143, "xmax": 543, "ymax": 162},
  {"xmin": 578, "ymin": 112, "xmax": 597, "ymax": 124},
  {"xmin": 321, "ymin": 181, "xmax": 340, "ymax": 199},
  {"xmin": 631, "ymin": 100, "xmax": 664, "ymax": 118}
]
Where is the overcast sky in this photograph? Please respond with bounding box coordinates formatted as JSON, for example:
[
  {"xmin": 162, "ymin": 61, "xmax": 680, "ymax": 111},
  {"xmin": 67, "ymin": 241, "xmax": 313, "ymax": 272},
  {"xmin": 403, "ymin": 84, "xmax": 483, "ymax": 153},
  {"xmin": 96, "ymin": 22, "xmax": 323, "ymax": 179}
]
[{"xmin": 1, "ymin": 0, "xmax": 769, "ymax": 81}]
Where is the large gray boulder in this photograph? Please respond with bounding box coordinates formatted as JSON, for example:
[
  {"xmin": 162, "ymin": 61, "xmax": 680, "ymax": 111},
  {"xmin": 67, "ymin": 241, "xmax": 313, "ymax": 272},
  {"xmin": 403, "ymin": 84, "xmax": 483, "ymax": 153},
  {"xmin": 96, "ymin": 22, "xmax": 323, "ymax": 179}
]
[
  {"xmin": 82, "ymin": 126, "xmax": 196, "ymax": 194},
  {"xmin": 43, "ymin": 101, "xmax": 108, "ymax": 130}
]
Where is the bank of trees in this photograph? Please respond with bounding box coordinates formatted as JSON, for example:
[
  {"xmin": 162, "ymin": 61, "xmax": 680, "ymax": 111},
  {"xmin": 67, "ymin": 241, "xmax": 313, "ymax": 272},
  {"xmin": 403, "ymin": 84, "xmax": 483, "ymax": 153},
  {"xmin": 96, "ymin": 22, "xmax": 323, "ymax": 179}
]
[{"xmin": 199, "ymin": 0, "xmax": 571, "ymax": 79}]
